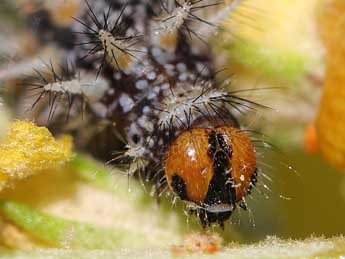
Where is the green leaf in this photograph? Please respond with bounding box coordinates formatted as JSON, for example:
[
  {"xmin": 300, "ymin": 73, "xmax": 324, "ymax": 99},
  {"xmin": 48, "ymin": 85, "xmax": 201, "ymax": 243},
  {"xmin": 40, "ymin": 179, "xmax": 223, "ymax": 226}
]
[
  {"xmin": 69, "ymin": 154, "xmax": 150, "ymax": 204},
  {"xmin": 0, "ymin": 200, "xmax": 147, "ymax": 249}
]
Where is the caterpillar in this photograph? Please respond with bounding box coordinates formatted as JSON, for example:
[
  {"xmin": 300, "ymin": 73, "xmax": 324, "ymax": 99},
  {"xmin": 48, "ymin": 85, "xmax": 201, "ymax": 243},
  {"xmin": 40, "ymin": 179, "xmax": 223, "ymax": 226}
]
[{"xmin": 1, "ymin": 0, "xmax": 269, "ymax": 227}]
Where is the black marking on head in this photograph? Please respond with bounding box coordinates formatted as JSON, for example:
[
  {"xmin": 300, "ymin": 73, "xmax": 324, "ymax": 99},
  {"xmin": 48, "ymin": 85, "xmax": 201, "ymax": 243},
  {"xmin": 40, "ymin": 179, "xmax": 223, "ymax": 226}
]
[
  {"xmin": 217, "ymin": 133, "xmax": 232, "ymax": 157},
  {"xmin": 206, "ymin": 150, "xmax": 234, "ymax": 206},
  {"xmin": 171, "ymin": 174, "xmax": 188, "ymax": 200},
  {"xmin": 199, "ymin": 150, "xmax": 235, "ymax": 226},
  {"xmin": 199, "ymin": 132, "xmax": 236, "ymax": 226}
]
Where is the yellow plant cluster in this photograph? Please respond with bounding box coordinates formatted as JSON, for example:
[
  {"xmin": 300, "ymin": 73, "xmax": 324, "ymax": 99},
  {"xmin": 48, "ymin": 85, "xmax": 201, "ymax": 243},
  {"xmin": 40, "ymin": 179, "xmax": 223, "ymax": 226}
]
[{"xmin": 0, "ymin": 121, "xmax": 72, "ymax": 190}]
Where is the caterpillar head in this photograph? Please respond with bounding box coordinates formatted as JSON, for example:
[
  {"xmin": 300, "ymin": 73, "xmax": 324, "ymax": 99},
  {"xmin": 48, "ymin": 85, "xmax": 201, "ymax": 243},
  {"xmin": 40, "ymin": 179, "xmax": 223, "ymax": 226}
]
[{"xmin": 164, "ymin": 125, "xmax": 257, "ymax": 227}]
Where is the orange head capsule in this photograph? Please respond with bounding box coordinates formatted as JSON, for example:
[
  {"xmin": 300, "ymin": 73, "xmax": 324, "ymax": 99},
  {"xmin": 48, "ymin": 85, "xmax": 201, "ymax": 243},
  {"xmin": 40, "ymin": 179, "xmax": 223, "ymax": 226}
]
[{"xmin": 164, "ymin": 125, "xmax": 257, "ymax": 226}]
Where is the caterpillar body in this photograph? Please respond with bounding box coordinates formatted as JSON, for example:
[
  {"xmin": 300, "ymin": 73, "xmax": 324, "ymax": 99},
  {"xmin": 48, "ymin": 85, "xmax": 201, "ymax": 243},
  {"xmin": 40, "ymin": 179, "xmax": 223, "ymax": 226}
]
[{"xmin": 5, "ymin": 0, "xmax": 263, "ymax": 227}]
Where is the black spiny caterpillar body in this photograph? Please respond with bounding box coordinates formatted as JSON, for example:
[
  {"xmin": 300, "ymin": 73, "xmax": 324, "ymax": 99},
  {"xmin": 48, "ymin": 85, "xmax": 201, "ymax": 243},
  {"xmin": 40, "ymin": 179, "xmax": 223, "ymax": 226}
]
[{"xmin": 5, "ymin": 0, "xmax": 264, "ymax": 227}]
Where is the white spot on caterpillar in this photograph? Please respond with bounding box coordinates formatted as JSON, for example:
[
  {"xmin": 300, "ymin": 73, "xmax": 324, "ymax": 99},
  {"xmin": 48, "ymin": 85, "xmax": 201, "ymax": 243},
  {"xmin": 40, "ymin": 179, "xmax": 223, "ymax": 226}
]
[
  {"xmin": 135, "ymin": 79, "xmax": 148, "ymax": 90},
  {"xmin": 161, "ymin": 83, "xmax": 170, "ymax": 90},
  {"xmin": 164, "ymin": 64, "xmax": 175, "ymax": 76},
  {"xmin": 143, "ymin": 106, "xmax": 150, "ymax": 114},
  {"xmin": 147, "ymin": 91, "xmax": 157, "ymax": 100},
  {"xmin": 187, "ymin": 147, "xmax": 196, "ymax": 161},
  {"xmin": 147, "ymin": 72, "xmax": 156, "ymax": 80},
  {"xmin": 138, "ymin": 115, "xmax": 153, "ymax": 132},
  {"xmin": 178, "ymin": 73, "xmax": 188, "ymax": 81},
  {"xmin": 114, "ymin": 72, "xmax": 122, "ymax": 80},
  {"xmin": 107, "ymin": 88, "xmax": 115, "ymax": 96},
  {"xmin": 119, "ymin": 93, "xmax": 134, "ymax": 113},
  {"xmin": 176, "ymin": 63, "xmax": 187, "ymax": 73}
]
